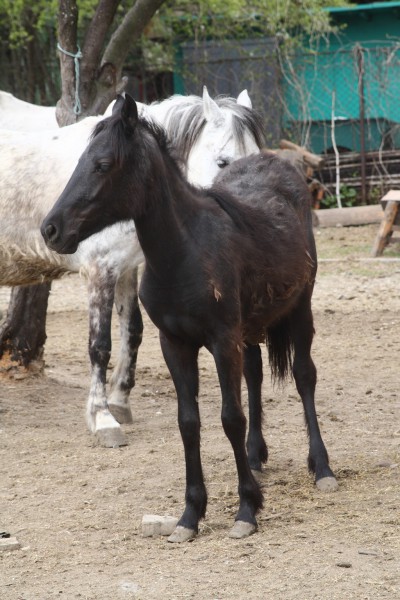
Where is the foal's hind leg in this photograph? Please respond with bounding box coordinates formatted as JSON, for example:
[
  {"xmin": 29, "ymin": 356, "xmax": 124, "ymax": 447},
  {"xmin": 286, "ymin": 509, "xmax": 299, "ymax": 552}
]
[
  {"xmin": 290, "ymin": 291, "xmax": 338, "ymax": 492},
  {"xmin": 159, "ymin": 333, "xmax": 206, "ymax": 543},
  {"xmin": 243, "ymin": 344, "xmax": 268, "ymax": 471},
  {"xmin": 213, "ymin": 338, "xmax": 263, "ymax": 538},
  {"xmin": 108, "ymin": 267, "xmax": 143, "ymax": 424},
  {"xmin": 86, "ymin": 269, "xmax": 127, "ymax": 448}
]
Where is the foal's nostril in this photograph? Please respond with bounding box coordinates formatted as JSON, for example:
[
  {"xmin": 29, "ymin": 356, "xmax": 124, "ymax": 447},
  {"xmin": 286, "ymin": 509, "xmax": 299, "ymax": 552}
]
[{"xmin": 44, "ymin": 222, "xmax": 58, "ymax": 242}]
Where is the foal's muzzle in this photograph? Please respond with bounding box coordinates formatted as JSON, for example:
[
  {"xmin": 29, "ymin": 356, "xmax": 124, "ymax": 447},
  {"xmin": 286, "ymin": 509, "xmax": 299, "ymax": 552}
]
[{"xmin": 41, "ymin": 219, "xmax": 79, "ymax": 254}]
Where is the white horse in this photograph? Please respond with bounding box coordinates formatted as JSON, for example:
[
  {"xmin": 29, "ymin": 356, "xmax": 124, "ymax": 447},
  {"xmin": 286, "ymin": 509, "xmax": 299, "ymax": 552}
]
[
  {"xmin": 0, "ymin": 88, "xmax": 265, "ymax": 447},
  {"xmin": 0, "ymin": 90, "xmax": 58, "ymax": 130}
]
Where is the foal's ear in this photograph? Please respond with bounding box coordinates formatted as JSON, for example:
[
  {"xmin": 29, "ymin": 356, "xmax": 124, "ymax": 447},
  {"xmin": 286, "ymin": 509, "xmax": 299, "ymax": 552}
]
[
  {"xmin": 120, "ymin": 94, "xmax": 138, "ymax": 135},
  {"xmin": 202, "ymin": 85, "xmax": 224, "ymax": 124},
  {"xmin": 112, "ymin": 94, "xmax": 125, "ymax": 115},
  {"xmin": 237, "ymin": 89, "xmax": 252, "ymax": 109}
]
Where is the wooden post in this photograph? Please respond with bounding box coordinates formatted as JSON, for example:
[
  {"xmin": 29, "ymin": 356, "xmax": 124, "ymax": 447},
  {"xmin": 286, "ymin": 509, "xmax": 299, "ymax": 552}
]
[{"xmin": 371, "ymin": 190, "xmax": 400, "ymax": 257}]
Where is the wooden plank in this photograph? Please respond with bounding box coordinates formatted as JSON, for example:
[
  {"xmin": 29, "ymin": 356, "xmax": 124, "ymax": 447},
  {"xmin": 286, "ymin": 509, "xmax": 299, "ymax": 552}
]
[
  {"xmin": 324, "ymin": 177, "xmax": 400, "ymax": 189},
  {"xmin": 381, "ymin": 189, "xmax": 400, "ymax": 202},
  {"xmin": 314, "ymin": 204, "xmax": 383, "ymax": 228}
]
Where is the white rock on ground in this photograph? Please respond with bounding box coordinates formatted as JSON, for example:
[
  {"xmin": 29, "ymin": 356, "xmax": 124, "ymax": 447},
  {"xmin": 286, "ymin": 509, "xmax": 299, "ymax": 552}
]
[{"xmin": 141, "ymin": 515, "xmax": 179, "ymax": 537}]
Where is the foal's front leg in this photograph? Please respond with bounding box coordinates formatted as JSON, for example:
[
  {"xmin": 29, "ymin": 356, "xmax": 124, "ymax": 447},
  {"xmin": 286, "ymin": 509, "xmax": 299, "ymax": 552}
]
[
  {"xmin": 108, "ymin": 267, "xmax": 143, "ymax": 424},
  {"xmin": 86, "ymin": 268, "xmax": 127, "ymax": 447},
  {"xmin": 213, "ymin": 338, "xmax": 263, "ymax": 538},
  {"xmin": 159, "ymin": 332, "xmax": 207, "ymax": 543}
]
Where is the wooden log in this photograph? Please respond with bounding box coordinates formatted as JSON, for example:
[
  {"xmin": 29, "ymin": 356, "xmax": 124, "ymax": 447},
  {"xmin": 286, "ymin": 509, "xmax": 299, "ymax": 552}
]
[
  {"xmin": 279, "ymin": 139, "xmax": 325, "ymax": 169},
  {"xmin": 313, "ymin": 204, "xmax": 383, "ymax": 228}
]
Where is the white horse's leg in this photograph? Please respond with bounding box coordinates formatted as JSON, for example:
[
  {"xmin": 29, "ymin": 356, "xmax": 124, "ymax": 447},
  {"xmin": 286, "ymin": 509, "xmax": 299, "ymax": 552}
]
[
  {"xmin": 86, "ymin": 267, "xmax": 127, "ymax": 447},
  {"xmin": 108, "ymin": 267, "xmax": 143, "ymax": 423}
]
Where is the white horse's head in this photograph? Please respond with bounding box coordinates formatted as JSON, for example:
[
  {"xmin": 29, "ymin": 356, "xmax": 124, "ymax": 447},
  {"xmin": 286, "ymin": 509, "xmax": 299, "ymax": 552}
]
[{"xmin": 186, "ymin": 86, "xmax": 264, "ymax": 187}]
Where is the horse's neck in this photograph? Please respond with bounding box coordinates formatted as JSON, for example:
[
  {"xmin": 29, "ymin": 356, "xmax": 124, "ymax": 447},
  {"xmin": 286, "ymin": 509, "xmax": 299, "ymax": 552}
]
[{"xmin": 134, "ymin": 165, "xmax": 197, "ymax": 276}]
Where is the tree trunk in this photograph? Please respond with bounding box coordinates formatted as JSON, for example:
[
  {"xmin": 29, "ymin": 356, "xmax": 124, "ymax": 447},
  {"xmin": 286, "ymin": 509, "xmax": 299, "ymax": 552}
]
[
  {"xmin": 0, "ymin": 283, "xmax": 51, "ymax": 376},
  {"xmin": 0, "ymin": 0, "xmax": 167, "ymax": 374},
  {"xmin": 56, "ymin": 0, "xmax": 165, "ymax": 125},
  {"xmin": 56, "ymin": 0, "xmax": 121, "ymax": 125}
]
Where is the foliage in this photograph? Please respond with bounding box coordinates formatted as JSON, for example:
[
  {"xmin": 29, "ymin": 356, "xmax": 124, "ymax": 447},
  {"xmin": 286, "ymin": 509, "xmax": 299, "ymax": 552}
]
[
  {"xmin": 0, "ymin": 0, "xmax": 351, "ymax": 58},
  {"xmin": 158, "ymin": 0, "xmax": 350, "ymax": 45},
  {"xmin": 0, "ymin": 0, "xmax": 57, "ymax": 47},
  {"xmin": 321, "ymin": 184, "xmax": 357, "ymax": 208},
  {"xmin": 0, "ymin": 0, "xmax": 352, "ymax": 103},
  {"xmin": 0, "ymin": 0, "xmax": 138, "ymax": 49},
  {"xmin": 140, "ymin": 0, "xmax": 352, "ymax": 74}
]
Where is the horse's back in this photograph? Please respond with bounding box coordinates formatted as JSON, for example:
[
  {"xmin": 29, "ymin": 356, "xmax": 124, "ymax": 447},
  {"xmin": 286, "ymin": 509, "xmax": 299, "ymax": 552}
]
[
  {"xmin": 0, "ymin": 91, "xmax": 57, "ymax": 131},
  {"xmin": 213, "ymin": 151, "xmax": 316, "ymax": 263},
  {"xmin": 214, "ymin": 151, "xmax": 311, "ymax": 216},
  {"xmin": 209, "ymin": 151, "xmax": 316, "ymax": 338}
]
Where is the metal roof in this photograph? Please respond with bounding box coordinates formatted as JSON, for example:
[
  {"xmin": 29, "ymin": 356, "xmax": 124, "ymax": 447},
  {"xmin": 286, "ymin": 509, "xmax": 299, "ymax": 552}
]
[{"xmin": 327, "ymin": 2, "xmax": 400, "ymax": 14}]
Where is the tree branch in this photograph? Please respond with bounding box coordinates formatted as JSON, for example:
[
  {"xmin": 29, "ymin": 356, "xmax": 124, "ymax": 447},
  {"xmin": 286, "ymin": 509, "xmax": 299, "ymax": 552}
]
[
  {"xmin": 102, "ymin": 0, "xmax": 165, "ymax": 70},
  {"xmin": 80, "ymin": 0, "xmax": 121, "ymax": 109},
  {"xmin": 82, "ymin": 0, "xmax": 120, "ymax": 76}
]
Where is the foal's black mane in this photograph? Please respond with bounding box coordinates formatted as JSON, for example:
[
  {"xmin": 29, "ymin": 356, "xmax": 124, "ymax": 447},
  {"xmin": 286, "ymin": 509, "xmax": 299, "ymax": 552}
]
[{"xmin": 92, "ymin": 112, "xmax": 176, "ymax": 168}]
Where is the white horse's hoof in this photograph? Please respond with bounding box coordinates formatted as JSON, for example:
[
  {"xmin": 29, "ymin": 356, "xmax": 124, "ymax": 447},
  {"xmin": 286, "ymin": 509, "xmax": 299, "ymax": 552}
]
[
  {"xmin": 108, "ymin": 403, "xmax": 133, "ymax": 424},
  {"xmin": 316, "ymin": 476, "xmax": 339, "ymax": 492},
  {"xmin": 95, "ymin": 427, "xmax": 128, "ymax": 448},
  {"xmin": 167, "ymin": 526, "xmax": 197, "ymax": 543},
  {"xmin": 228, "ymin": 520, "xmax": 257, "ymax": 539}
]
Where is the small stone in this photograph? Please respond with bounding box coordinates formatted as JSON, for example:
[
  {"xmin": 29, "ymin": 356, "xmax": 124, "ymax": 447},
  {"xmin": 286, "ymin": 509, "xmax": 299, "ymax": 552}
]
[
  {"xmin": 120, "ymin": 580, "xmax": 140, "ymax": 594},
  {"xmin": 336, "ymin": 561, "xmax": 352, "ymax": 568},
  {"xmin": 376, "ymin": 461, "xmax": 398, "ymax": 469},
  {"xmin": 141, "ymin": 514, "xmax": 179, "ymax": 537},
  {"xmin": 0, "ymin": 537, "xmax": 20, "ymax": 551},
  {"xmin": 358, "ymin": 548, "xmax": 379, "ymax": 556}
]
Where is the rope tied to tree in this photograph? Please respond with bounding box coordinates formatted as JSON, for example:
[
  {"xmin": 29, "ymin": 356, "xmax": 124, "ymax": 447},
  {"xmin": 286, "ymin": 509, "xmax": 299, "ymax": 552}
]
[{"xmin": 57, "ymin": 43, "xmax": 83, "ymax": 115}]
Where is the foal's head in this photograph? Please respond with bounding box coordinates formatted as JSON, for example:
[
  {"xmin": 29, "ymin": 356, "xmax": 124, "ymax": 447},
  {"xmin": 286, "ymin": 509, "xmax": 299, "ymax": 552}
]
[{"xmin": 41, "ymin": 95, "xmax": 166, "ymax": 254}]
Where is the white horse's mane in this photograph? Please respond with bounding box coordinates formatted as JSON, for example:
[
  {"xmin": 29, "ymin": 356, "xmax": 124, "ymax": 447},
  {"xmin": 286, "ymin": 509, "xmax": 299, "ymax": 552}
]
[{"xmin": 146, "ymin": 93, "xmax": 265, "ymax": 162}]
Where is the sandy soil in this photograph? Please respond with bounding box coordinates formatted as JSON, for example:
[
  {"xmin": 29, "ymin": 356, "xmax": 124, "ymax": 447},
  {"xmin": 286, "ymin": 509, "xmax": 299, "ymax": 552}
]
[{"xmin": 0, "ymin": 224, "xmax": 399, "ymax": 600}]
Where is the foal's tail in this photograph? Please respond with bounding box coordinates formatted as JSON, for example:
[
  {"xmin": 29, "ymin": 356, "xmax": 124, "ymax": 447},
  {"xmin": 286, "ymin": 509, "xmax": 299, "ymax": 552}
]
[{"xmin": 266, "ymin": 319, "xmax": 294, "ymax": 383}]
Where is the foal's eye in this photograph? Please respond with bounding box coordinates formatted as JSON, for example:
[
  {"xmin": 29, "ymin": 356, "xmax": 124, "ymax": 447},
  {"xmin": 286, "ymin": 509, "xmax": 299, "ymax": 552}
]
[
  {"xmin": 94, "ymin": 162, "xmax": 111, "ymax": 174},
  {"xmin": 216, "ymin": 158, "xmax": 230, "ymax": 169}
]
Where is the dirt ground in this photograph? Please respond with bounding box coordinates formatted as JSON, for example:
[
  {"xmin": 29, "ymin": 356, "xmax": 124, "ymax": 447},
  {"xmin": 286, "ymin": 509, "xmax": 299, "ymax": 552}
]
[{"xmin": 0, "ymin": 223, "xmax": 399, "ymax": 600}]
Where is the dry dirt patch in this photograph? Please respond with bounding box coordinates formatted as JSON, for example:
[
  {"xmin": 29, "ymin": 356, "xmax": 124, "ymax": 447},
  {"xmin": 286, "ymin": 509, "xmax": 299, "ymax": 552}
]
[{"xmin": 0, "ymin": 224, "xmax": 399, "ymax": 599}]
